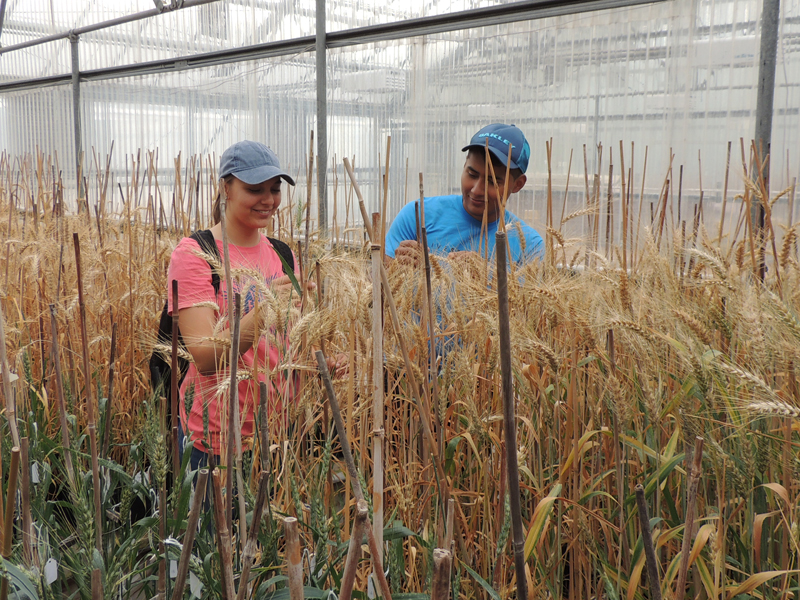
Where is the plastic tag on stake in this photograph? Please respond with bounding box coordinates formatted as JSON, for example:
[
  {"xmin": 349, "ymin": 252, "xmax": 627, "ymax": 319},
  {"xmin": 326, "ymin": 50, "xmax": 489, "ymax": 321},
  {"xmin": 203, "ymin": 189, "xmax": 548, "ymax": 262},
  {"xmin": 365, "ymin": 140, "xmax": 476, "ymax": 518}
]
[
  {"xmin": 32, "ymin": 462, "xmax": 40, "ymax": 484},
  {"xmin": 190, "ymin": 572, "xmax": 203, "ymax": 598},
  {"xmin": 44, "ymin": 558, "xmax": 58, "ymax": 584}
]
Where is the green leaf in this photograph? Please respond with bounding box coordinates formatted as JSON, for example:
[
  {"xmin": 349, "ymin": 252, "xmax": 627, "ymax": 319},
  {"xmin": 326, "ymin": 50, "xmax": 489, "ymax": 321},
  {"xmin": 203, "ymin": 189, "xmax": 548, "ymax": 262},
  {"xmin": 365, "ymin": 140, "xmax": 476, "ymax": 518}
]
[
  {"xmin": 262, "ymin": 585, "xmax": 328, "ymax": 599},
  {"xmin": 461, "ymin": 562, "xmax": 501, "ymax": 600},
  {"xmin": 0, "ymin": 558, "xmax": 39, "ymax": 600},
  {"xmin": 275, "ymin": 250, "xmax": 302, "ymax": 295}
]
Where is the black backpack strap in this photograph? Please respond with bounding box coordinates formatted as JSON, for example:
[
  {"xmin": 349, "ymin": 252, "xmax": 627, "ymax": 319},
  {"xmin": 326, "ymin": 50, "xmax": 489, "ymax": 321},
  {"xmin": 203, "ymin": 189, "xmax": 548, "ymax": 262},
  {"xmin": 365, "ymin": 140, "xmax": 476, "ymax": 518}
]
[
  {"xmin": 189, "ymin": 229, "xmax": 221, "ymax": 295},
  {"xmin": 267, "ymin": 237, "xmax": 295, "ymax": 274}
]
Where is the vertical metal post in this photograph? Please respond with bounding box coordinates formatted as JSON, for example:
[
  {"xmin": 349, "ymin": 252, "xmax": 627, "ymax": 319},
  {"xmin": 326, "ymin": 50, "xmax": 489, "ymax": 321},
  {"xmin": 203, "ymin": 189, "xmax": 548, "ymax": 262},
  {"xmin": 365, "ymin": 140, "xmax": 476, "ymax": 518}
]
[
  {"xmin": 70, "ymin": 33, "xmax": 84, "ymax": 203},
  {"xmin": 316, "ymin": 0, "xmax": 328, "ymax": 234},
  {"xmin": 0, "ymin": 0, "xmax": 9, "ymax": 41},
  {"xmin": 753, "ymin": 0, "xmax": 780, "ymax": 240}
]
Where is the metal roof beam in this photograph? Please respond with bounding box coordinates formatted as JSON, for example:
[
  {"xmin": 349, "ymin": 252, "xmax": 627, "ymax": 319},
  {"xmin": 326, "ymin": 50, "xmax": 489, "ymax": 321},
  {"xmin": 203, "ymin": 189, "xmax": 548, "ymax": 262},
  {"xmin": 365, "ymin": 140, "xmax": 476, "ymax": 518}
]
[{"xmin": 0, "ymin": 0, "xmax": 667, "ymax": 93}]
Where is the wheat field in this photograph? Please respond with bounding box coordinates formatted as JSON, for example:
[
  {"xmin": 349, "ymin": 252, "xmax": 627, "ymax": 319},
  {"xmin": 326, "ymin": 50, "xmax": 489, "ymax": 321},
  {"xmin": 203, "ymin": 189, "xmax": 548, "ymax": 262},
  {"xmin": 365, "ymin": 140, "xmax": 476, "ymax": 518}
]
[{"xmin": 0, "ymin": 144, "xmax": 798, "ymax": 599}]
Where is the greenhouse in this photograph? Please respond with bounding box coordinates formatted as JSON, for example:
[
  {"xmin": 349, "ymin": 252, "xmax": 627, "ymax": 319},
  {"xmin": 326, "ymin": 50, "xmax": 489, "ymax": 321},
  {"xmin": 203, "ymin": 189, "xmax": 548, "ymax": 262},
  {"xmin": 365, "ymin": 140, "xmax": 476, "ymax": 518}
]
[{"xmin": 0, "ymin": 0, "xmax": 798, "ymax": 598}]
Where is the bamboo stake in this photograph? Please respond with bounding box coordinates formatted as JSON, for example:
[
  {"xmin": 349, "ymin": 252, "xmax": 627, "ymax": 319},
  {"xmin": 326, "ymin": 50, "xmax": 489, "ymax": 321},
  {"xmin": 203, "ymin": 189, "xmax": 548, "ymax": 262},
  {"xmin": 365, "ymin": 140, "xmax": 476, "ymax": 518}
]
[
  {"xmin": 635, "ymin": 484, "xmax": 662, "ymax": 600},
  {"xmin": 314, "ymin": 351, "xmax": 393, "ymax": 600},
  {"xmin": 633, "ymin": 146, "xmax": 648, "ymax": 272},
  {"xmin": 304, "ymin": 131, "xmax": 314, "ymax": 269},
  {"xmin": 0, "ymin": 292, "xmax": 20, "ymax": 448},
  {"xmin": 342, "ymin": 157, "xmax": 374, "ymax": 243},
  {"xmin": 381, "ymin": 136, "xmax": 391, "ymax": 253},
  {"xmin": 285, "ymin": 517, "xmax": 303, "ymax": 600},
  {"xmin": 559, "ymin": 148, "xmax": 573, "ymax": 228},
  {"xmin": 340, "ymin": 500, "xmax": 369, "ymax": 600},
  {"xmin": 101, "ymin": 322, "xmax": 117, "ymax": 458},
  {"xmin": 73, "ymin": 233, "xmax": 102, "ymax": 553},
  {"xmin": 211, "ymin": 470, "xmax": 236, "ymax": 600},
  {"xmin": 431, "ymin": 549, "xmax": 453, "ymax": 600},
  {"xmin": 718, "ymin": 141, "xmax": 732, "ymax": 243},
  {"xmin": 20, "ymin": 438, "xmax": 33, "ymax": 567},
  {"xmin": 229, "ymin": 293, "xmax": 247, "ymax": 548},
  {"xmin": 91, "ymin": 570, "xmax": 102, "ymax": 600},
  {"xmin": 495, "ymin": 229, "xmax": 527, "ymax": 600},
  {"xmin": 607, "ymin": 330, "xmax": 628, "ymax": 575},
  {"xmin": 342, "ymin": 163, "xmax": 448, "ymax": 503},
  {"xmin": 371, "ymin": 244, "xmax": 385, "ymax": 568},
  {"xmin": 236, "ymin": 471, "xmax": 270, "ymax": 600},
  {"xmin": 48, "ymin": 305, "xmax": 75, "ymax": 487},
  {"xmin": 675, "ymin": 436, "xmax": 704, "ymax": 600},
  {"xmin": 172, "ymin": 469, "xmax": 209, "ymax": 600},
  {"xmin": 170, "ymin": 280, "xmax": 180, "ymax": 481},
  {"xmin": 0, "ymin": 447, "xmax": 20, "ymax": 600}
]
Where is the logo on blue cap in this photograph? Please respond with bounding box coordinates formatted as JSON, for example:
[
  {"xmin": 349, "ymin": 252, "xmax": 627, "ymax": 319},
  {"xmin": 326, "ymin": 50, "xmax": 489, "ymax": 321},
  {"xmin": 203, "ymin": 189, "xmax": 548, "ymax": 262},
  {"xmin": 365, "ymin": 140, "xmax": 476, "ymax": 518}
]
[{"xmin": 462, "ymin": 124, "xmax": 530, "ymax": 174}]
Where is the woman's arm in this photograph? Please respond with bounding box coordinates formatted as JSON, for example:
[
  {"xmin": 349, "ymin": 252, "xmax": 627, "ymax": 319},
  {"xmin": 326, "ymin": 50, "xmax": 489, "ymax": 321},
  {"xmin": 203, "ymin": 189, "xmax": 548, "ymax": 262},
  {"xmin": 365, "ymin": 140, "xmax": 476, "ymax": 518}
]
[{"xmin": 178, "ymin": 304, "xmax": 265, "ymax": 375}]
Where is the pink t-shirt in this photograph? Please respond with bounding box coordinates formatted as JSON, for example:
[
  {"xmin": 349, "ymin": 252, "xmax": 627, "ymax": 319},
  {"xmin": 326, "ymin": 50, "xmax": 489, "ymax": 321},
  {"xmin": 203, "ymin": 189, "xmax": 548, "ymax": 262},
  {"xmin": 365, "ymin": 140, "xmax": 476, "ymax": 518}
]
[{"xmin": 167, "ymin": 233, "xmax": 292, "ymax": 455}]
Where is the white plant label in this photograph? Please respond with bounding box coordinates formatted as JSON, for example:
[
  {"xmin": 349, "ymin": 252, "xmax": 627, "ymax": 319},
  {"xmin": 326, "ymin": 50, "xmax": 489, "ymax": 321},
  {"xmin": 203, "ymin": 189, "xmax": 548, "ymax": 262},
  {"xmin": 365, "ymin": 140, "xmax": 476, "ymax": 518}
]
[
  {"xmin": 31, "ymin": 462, "xmax": 40, "ymax": 484},
  {"xmin": 190, "ymin": 572, "xmax": 203, "ymax": 598},
  {"xmin": 44, "ymin": 558, "xmax": 58, "ymax": 584},
  {"xmin": 170, "ymin": 560, "xmax": 178, "ymax": 578}
]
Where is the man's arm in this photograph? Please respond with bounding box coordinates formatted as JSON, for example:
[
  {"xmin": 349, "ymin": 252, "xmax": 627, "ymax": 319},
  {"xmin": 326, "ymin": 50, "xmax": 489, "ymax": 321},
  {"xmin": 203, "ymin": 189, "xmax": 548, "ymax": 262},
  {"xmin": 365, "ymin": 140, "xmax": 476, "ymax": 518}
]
[{"xmin": 384, "ymin": 202, "xmax": 421, "ymax": 266}]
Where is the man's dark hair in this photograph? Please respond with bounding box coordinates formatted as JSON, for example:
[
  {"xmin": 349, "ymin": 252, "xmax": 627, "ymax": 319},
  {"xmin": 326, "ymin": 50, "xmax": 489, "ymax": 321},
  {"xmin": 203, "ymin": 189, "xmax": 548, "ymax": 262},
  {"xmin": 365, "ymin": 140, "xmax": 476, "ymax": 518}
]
[{"xmin": 466, "ymin": 147, "xmax": 524, "ymax": 180}]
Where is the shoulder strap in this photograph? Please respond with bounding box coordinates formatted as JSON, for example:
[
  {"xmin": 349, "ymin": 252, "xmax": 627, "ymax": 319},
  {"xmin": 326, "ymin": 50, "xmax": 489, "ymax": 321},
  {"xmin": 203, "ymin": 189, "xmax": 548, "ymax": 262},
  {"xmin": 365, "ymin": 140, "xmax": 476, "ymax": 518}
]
[
  {"xmin": 267, "ymin": 237, "xmax": 295, "ymax": 274},
  {"xmin": 189, "ymin": 229, "xmax": 221, "ymax": 295}
]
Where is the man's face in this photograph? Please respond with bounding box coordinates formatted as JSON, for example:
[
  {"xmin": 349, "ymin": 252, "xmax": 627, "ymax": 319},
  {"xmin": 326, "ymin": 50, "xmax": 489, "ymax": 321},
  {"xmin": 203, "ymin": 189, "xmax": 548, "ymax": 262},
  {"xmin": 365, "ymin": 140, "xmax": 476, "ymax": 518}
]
[{"xmin": 460, "ymin": 151, "xmax": 526, "ymax": 223}]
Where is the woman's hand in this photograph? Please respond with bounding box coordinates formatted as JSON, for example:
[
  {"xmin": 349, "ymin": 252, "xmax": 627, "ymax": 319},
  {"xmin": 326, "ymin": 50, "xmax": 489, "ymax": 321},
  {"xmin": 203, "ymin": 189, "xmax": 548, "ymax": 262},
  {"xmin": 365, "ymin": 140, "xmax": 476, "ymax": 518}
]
[
  {"xmin": 270, "ymin": 275, "xmax": 316, "ymax": 305},
  {"xmin": 325, "ymin": 352, "xmax": 349, "ymax": 378}
]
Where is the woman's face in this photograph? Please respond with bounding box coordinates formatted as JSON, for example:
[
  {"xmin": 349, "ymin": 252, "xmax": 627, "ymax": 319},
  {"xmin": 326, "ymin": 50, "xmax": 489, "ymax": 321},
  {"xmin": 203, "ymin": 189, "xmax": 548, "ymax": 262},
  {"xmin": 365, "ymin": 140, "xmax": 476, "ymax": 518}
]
[{"xmin": 224, "ymin": 176, "xmax": 282, "ymax": 230}]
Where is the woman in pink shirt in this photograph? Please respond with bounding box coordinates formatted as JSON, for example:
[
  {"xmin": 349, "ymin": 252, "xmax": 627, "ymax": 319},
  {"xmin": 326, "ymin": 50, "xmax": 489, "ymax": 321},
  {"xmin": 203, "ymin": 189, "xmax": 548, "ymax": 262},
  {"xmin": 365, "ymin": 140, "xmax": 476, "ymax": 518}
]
[{"xmin": 167, "ymin": 140, "xmax": 303, "ymax": 468}]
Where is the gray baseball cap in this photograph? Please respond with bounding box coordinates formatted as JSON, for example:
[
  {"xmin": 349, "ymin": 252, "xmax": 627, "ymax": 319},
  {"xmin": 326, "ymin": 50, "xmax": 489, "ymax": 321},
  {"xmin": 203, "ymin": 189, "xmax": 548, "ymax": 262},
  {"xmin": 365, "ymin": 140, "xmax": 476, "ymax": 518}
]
[{"xmin": 219, "ymin": 140, "xmax": 295, "ymax": 186}]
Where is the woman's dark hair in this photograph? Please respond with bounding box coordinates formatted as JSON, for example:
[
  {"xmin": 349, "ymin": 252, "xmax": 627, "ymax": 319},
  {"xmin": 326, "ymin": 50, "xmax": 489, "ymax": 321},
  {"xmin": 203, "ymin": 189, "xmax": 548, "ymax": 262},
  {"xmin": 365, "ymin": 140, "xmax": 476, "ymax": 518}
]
[{"xmin": 212, "ymin": 175, "xmax": 235, "ymax": 225}]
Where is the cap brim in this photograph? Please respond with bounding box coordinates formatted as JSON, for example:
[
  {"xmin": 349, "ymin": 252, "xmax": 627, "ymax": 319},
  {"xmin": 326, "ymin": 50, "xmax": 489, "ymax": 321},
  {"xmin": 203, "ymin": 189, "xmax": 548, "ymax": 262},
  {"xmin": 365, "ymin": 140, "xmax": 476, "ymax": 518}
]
[
  {"xmin": 461, "ymin": 143, "xmax": 520, "ymax": 171},
  {"xmin": 231, "ymin": 165, "xmax": 295, "ymax": 186}
]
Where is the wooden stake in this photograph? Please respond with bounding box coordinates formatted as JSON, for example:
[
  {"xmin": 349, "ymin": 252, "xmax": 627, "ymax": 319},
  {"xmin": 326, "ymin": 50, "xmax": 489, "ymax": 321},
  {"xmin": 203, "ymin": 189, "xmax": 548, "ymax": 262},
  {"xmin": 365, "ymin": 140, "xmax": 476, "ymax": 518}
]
[
  {"xmin": 340, "ymin": 500, "xmax": 369, "ymax": 600},
  {"xmin": 285, "ymin": 517, "xmax": 303, "ymax": 600},
  {"xmin": 0, "ymin": 447, "xmax": 20, "ymax": 600},
  {"xmin": 635, "ymin": 484, "xmax": 662, "ymax": 600},
  {"xmin": 211, "ymin": 470, "xmax": 236, "ymax": 600},
  {"xmin": 675, "ymin": 436, "xmax": 704, "ymax": 600},
  {"xmin": 495, "ymin": 230, "xmax": 527, "ymax": 600},
  {"xmin": 718, "ymin": 141, "xmax": 732, "ymax": 243},
  {"xmin": 48, "ymin": 305, "xmax": 76, "ymax": 487},
  {"xmin": 172, "ymin": 469, "xmax": 209, "ymax": 600},
  {"xmin": 314, "ymin": 352, "xmax": 393, "ymax": 600},
  {"xmin": 431, "ymin": 548, "xmax": 453, "ymax": 600},
  {"xmin": 236, "ymin": 472, "xmax": 270, "ymax": 600},
  {"xmin": 72, "ymin": 234, "xmax": 102, "ymax": 553}
]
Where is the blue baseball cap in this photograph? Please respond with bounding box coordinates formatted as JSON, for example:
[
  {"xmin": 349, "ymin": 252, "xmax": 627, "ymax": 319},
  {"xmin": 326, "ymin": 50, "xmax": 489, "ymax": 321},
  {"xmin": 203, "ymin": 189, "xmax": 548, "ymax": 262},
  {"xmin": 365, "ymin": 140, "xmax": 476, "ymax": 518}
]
[
  {"xmin": 462, "ymin": 124, "xmax": 531, "ymax": 174},
  {"xmin": 219, "ymin": 140, "xmax": 295, "ymax": 186}
]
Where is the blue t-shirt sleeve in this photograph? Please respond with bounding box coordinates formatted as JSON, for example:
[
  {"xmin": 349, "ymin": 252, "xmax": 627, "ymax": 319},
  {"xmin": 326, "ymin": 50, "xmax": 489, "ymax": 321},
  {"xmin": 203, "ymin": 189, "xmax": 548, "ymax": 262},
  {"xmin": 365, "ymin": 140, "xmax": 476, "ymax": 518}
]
[
  {"xmin": 504, "ymin": 214, "xmax": 544, "ymax": 262},
  {"xmin": 385, "ymin": 202, "xmax": 419, "ymax": 258}
]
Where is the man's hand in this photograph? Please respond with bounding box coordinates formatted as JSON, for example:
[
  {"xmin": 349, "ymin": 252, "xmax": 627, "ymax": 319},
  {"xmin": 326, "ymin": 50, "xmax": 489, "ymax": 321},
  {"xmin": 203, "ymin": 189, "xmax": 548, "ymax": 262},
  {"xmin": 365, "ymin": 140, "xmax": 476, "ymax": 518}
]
[
  {"xmin": 393, "ymin": 240, "xmax": 422, "ymax": 267},
  {"xmin": 447, "ymin": 250, "xmax": 481, "ymax": 262}
]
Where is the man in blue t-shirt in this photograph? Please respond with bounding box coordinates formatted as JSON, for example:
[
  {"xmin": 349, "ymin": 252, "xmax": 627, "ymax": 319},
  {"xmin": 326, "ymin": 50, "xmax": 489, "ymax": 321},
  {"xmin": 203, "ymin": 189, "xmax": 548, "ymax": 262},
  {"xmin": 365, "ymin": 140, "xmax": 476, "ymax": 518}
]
[{"xmin": 385, "ymin": 123, "xmax": 543, "ymax": 265}]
